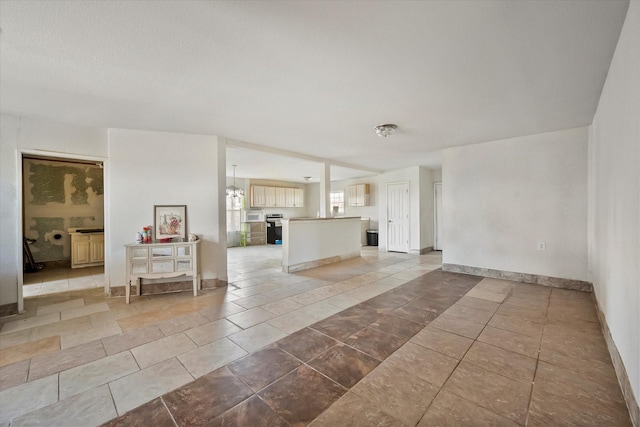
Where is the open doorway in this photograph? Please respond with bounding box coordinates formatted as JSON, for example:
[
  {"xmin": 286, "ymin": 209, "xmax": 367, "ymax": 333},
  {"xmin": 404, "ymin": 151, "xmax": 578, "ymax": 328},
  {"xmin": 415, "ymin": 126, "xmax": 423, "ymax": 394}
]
[{"xmin": 21, "ymin": 154, "xmax": 105, "ymax": 297}]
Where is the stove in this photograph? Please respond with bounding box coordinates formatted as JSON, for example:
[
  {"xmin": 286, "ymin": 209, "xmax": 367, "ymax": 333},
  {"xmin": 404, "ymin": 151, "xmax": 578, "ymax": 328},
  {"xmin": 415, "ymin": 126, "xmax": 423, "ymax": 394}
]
[{"xmin": 266, "ymin": 214, "xmax": 283, "ymax": 244}]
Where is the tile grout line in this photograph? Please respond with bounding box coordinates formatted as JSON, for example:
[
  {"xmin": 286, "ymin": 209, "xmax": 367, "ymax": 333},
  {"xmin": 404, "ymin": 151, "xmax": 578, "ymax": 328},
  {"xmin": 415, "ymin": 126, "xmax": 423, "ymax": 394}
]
[
  {"xmin": 160, "ymin": 396, "xmax": 179, "ymax": 427},
  {"xmin": 524, "ymin": 292, "xmax": 552, "ymax": 426},
  {"xmin": 7, "ymin": 252, "xmax": 445, "ymax": 424},
  {"xmin": 415, "ymin": 283, "xmax": 537, "ymax": 425},
  {"xmin": 412, "ymin": 289, "xmax": 496, "ymax": 425}
]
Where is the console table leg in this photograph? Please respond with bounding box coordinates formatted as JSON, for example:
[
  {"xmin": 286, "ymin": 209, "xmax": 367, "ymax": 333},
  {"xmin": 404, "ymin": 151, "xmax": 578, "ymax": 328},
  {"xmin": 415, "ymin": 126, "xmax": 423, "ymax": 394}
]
[{"xmin": 126, "ymin": 280, "xmax": 131, "ymax": 304}]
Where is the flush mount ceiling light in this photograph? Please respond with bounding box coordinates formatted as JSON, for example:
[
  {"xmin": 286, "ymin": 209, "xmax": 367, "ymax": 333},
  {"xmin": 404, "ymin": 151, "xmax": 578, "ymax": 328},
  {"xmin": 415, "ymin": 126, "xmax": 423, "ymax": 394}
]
[
  {"xmin": 303, "ymin": 176, "xmax": 313, "ymax": 181},
  {"xmin": 374, "ymin": 123, "xmax": 398, "ymax": 138}
]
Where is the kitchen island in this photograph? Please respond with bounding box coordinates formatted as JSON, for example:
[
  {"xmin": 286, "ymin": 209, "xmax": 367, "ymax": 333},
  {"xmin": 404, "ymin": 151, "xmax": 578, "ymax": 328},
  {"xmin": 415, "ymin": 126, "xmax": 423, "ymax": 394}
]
[{"xmin": 281, "ymin": 216, "xmax": 362, "ymax": 272}]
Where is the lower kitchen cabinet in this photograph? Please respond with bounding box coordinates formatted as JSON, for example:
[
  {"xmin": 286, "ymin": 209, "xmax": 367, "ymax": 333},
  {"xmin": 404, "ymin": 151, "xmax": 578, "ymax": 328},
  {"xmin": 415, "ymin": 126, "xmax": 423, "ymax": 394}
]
[{"xmin": 242, "ymin": 222, "xmax": 266, "ymax": 246}]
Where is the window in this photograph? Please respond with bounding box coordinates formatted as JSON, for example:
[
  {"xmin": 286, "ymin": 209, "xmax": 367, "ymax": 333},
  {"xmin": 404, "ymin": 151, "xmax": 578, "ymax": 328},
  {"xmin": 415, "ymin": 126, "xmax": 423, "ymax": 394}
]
[
  {"xmin": 330, "ymin": 191, "xmax": 344, "ymax": 215},
  {"xmin": 226, "ymin": 193, "xmax": 244, "ymax": 247}
]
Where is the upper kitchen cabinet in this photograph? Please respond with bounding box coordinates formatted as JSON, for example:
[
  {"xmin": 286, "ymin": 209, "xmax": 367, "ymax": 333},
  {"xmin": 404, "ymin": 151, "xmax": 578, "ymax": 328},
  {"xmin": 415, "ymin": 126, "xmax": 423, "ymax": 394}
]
[
  {"xmin": 251, "ymin": 185, "xmax": 266, "ymax": 207},
  {"xmin": 250, "ymin": 185, "xmax": 305, "ymax": 208},
  {"xmin": 348, "ymin": 184, "xmax": 370, "ymax": 206},
  {"xmin": 275, "ymin": 188, "xmax": 286, "ymax": 207},
  {"xmin": 286, "ymin": 188, "xmax": 304, "ymax": 208},
  {"xmin": 265, "ymin": 187, "xmax": 276, "ymax": 207}
]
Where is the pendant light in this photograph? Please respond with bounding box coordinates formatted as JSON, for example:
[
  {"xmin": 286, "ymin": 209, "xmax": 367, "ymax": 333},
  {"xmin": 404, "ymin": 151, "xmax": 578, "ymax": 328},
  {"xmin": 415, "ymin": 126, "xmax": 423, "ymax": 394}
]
[{"xmin": 226, "ymin": 165, "xmax": 244, "ymax": 198}]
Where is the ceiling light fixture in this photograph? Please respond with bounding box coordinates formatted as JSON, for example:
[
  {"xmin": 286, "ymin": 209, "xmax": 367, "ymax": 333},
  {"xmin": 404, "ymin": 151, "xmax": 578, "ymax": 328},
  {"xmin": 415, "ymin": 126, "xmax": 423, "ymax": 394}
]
[
  {"xmin": 374, "ymin": 123, "xmax": 398, "ymax": 138},
  {"xmin": 303, "ymin": 176, "xmax": 313, "ymax": 181},
  {"xmin": 226, "ymin": 164, "xmax": 244, "ymax": 199}
]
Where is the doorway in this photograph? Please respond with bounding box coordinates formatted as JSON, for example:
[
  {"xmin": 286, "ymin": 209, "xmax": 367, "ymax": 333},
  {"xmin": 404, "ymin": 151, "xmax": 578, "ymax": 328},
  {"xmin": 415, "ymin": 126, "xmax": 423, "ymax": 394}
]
[
  {"xmin": 387, "ymin": 182, "xmax": 410, "ymax": 253},
  {"xmin": 21, "ymin": 154, "xmax": 106, "ymax": 298}
]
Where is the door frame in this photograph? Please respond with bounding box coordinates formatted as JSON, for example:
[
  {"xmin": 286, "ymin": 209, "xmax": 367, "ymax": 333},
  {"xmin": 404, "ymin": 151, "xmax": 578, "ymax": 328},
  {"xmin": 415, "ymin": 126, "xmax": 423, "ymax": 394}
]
[
  {"xmin": 386, "ymin": 181, "xmax": 410, "ymax": 253},
  {"xmin": 434, "ymin": 182, "xmax": 443, "ymax": 251},
  {"xmin": 17, "ymin": 149, "xmax": 109, "ymax": 312}
]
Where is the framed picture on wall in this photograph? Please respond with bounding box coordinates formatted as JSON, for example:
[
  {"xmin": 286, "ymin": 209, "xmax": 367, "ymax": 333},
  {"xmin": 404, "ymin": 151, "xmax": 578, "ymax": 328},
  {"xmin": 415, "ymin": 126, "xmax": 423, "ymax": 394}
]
[{"xmin": 154, "ymin": 205, "xmax": 187, "ymax": 240}]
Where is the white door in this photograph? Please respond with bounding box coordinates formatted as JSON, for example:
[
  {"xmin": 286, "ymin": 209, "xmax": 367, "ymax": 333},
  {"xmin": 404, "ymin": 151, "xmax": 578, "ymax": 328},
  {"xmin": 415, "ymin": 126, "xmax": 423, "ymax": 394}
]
[
  {"xmin": 387, "ymin": 182, "xmax": 410, "ymax": 253},
  {"xmin": 434, "ymin": 182, "xmax": 443, "ymax": 251}
]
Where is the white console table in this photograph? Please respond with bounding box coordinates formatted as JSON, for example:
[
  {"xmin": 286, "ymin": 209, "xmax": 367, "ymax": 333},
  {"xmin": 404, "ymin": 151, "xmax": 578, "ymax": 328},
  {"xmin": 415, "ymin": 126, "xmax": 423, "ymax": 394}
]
[{"xmin": 124, "ymin": 240, "xmax": 201, "ymax": 304}]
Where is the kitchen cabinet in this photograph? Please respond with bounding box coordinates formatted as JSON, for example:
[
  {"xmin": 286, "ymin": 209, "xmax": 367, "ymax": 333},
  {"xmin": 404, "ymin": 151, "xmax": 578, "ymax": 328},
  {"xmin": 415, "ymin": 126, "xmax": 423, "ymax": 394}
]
[
  {"xmin": 250, "ymin": 185, "xmax": 305, "ymax": 208},
  {"xmin": 285, "ymin": 188, "xmax": 295, "ymax": 207},
  {"xmin": 251, "ymin": 186, "xmax": 266, "ymax": 207},
  {"xmin": 124, "ymin": 240, "xmax": 201, "ymax": 304},
  {"xmin": 265, "ymin": 187, "xmax": 276, "ymax": 207},
  {"xmin": 275, "ymin": 188, "xmax": 286, "ymax": 207},
  {"xmin": 89, "ymin": 234, "xmax": 105, "ymax": 263},
  {"xmin": 348, "ymin": 184, "xmax": 370, "ymax": 207},
  {"xmin": 71, "ymin": 232, "xmax": 105, "ymax": 268},
  {"xmin": 285, "ymin": 188, "xmax": 304, "ymax": 207},
  {"xmin": 241, "ymin": 222, "xmax": 266, "ymax": 246}
]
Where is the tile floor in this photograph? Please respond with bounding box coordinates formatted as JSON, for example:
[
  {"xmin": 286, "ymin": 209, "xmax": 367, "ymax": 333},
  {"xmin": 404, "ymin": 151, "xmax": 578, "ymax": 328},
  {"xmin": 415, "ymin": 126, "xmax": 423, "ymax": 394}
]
[
  {"xmin": 0, "ymin": 246, "xmax": 632, "ymax": 426},
  {"xmin": 23, "ymin": 265, "xmax": 105, "ymax": 297}
]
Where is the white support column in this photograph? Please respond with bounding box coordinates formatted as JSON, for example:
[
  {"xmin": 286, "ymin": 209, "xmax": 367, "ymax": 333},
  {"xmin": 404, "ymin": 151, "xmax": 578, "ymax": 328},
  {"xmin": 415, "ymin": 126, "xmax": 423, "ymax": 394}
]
[
  {"xmin": 319, "ymin": 162, "xmax": 331, "ymax": 218},
  {"xmin": 215, "ymin": 137, "xmax": 228, "ymax": 281}
]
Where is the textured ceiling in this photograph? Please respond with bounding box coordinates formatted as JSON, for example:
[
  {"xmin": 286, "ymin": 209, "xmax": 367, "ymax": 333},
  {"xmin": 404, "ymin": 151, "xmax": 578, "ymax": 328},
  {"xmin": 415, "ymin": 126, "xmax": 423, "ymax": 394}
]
[{"xmin": 0, "ymin": 0, "xmax": 629, "ymax": 178}]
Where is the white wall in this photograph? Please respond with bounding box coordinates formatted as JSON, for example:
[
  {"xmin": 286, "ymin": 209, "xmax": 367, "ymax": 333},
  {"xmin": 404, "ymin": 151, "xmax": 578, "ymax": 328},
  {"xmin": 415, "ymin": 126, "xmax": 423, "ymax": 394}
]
[
  {"xmin": 0, "ymin": 114, "xmax": 107, "ymax": 305},
  {"xmin": 108, "ymin": 129, "xmax": 227, "ymax": 289},
  {"xmin": 442, "ymin": 127, "xmax": 589, "ymax": 281},
  {"xmin": 282, "ymin": 218, "xmax": 361, "ymax": 270},
  {"xmin": 305, "ymin": 182, "xmax": 320, "ymax": 218},
  {"xmin": 589, "ymin": 1, "xmax": 639, "ymax": 407}
]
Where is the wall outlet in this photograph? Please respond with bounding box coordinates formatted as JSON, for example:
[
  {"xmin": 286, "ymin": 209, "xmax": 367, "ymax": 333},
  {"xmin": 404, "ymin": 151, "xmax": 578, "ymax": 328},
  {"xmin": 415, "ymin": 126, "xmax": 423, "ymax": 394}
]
[{"xmin": 537, "ymin": 242, "xmax": 546, "ymax": 251}]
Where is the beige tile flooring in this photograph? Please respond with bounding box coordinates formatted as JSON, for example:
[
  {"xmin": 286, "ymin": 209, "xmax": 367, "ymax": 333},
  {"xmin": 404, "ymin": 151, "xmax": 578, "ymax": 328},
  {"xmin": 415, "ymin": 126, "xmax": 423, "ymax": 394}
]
[
  {"xmin": 23, "ymin": 265, "xmax": 105, "ymax": 297},
  {"xmin": 0, "ymin": 246, "xmax": 632, "ymax": 426}
]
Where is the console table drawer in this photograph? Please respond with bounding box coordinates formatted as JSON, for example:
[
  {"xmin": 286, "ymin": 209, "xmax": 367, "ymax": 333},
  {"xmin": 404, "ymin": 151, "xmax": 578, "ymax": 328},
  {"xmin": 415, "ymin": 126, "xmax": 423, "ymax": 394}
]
[
  {"xmin": 131, "ymin": 262, "xmax": 148, "ymax": 274},
  {"xmin": 151, "ymin": 260, "xmax": 174, "ymax": 273},
  {"xmin": 176, "ymin": 259, "xmax": 192, "ymax": 271},
  {"xmin": 151, "ymin": 246, "xmax": 173, "ymax": 258}
]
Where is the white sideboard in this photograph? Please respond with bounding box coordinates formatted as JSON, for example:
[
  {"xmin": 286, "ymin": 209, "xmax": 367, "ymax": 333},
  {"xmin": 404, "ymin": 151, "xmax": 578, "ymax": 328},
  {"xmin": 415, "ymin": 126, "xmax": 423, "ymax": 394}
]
[{"xmin": 124, "ymin": 240, "xmax": 201, "ymax": 304}]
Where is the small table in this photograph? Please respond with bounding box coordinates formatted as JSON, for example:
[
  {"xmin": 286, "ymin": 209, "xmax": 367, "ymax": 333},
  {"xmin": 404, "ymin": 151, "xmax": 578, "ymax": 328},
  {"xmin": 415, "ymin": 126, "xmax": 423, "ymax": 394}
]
[{"xmin": 124, "ymin": 240, "xmax": 201, "ymax": 304}]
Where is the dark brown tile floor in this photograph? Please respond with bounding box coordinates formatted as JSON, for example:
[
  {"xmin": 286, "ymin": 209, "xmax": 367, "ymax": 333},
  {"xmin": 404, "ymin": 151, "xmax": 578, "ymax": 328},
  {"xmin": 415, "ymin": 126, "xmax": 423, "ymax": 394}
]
[{"xmin": 100, "ymin": 269, "xmax": 633, "ymax": 426}]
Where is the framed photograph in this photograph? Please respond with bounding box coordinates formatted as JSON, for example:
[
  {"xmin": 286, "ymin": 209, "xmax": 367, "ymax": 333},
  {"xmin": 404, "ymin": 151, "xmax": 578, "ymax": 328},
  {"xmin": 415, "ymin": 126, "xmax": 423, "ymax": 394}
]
[{"xmin": 154, "ymin": 205, "xmax": 187, "ymax": 240}]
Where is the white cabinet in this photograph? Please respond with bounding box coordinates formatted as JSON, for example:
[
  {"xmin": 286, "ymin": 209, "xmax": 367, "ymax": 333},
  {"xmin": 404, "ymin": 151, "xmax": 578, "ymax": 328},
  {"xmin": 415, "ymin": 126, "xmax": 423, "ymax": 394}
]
[
  {"xmin": 71, "ymin": 232, "xmax": 104, "ymax": 268},
  {"xmin": 251, "ymin": 186, "xmax": 266, "ymax": 207},
  {"xmin": 275, "ymin": 188, "xmax": 286, "ymax": 207},
  {"xmin": 90, "ymin": 234, "xmax": 105, "ymax": 263},
  {"xmin": 348, "ymin": 184, "xmax": 370, "ymax": 207},
  {"xmin": 250, "ymin": 185, "xmax": 304, "ymax": 208},
  {"xmin": 285, "ymin": 188, "xmax": 295, "ymax": 207},
  {"xmin": 265, "ymin": 187, "xmax": 276, "ymax": 207},
  {"xmin": 125, "ymin": 240, "xmax": 201, "ymax": 304}
]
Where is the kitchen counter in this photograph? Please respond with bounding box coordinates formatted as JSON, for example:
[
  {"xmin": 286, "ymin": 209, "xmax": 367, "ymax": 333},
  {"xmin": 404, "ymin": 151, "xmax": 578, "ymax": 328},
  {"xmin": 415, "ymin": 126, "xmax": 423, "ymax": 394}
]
[
  {"xmin": 281, "ymin": 217, "xmax": 361, "ymax": 272},
  {"xmin": 286, "ymin": 216, "xmax": 361, "ymax": 221}
]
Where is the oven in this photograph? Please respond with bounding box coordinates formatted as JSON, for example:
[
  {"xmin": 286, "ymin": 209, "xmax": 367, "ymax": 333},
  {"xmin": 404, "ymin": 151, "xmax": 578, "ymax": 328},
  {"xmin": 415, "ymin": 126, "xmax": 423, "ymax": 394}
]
[{"xmin": 266, "ymin": 213, "xmax": 283, "ymax": 244}]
